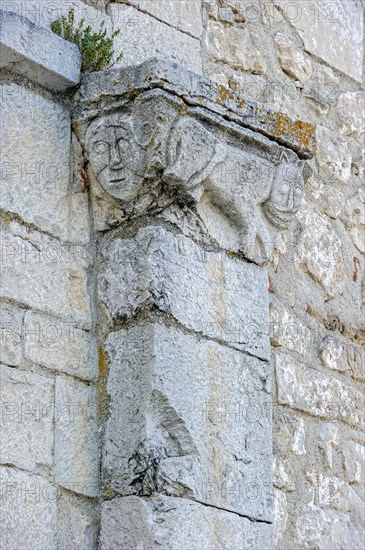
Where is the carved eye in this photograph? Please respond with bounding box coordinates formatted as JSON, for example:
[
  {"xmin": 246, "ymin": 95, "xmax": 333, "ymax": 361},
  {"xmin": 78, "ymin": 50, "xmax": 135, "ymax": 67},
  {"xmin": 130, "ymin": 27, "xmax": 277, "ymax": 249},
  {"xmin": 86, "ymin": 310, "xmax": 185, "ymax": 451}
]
[
  {"xmin": 280, "ymin": 183, "xmax": 290, "ymax": 194},
  {"xmin": 294, "ymin": 185, "xmax": 303, "ymax": 197},
  {"xmin": 94, "ymin": 141, "xmax": 109, "ymax": 154}
]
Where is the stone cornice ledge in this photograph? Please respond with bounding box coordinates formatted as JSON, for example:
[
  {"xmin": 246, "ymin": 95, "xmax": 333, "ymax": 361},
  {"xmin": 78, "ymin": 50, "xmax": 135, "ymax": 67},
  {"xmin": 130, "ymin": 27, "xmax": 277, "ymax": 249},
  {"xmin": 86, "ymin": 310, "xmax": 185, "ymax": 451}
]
[
  {"xmin": 0, "ymin": 9, "xmax": 81, "ymax": 92},
  {"xmin": 74, "ymin": 58, "xmax": 315, "ymax": 159}
]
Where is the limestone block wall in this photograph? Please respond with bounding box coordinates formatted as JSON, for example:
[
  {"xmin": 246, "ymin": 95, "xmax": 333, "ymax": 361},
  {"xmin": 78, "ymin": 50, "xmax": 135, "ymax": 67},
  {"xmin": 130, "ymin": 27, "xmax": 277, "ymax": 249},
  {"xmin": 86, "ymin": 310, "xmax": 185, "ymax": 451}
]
[{"xmin": 0, "ymin": 1, "xmax": 364, "ymax": 549}]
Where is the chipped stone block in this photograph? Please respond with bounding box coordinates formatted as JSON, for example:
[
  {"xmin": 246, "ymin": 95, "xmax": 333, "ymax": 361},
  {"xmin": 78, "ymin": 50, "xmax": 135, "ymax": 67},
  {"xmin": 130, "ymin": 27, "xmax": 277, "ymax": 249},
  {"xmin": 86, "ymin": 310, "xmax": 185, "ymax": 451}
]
[
  {"xmin": 270, "ymin": 298, "xmax": 312, "ymax": 355},
  {"xmin": 276, "ymin": 353, "xmax": 364, "ymax": 429},
  {"xmin": 24, "ymin": 311, "xmax": 97, "ymax": 381},
  {"xmin": 103, "ymin": 323, "xmax": 272, "ymax": 521},
  {"xmin": 273, "ymin": 0, "xmax": 363, "ymax": 83},
  {"xmin": 107, "ymin": 3, "xmax": 202, "ymax": 74},
  {"xmin": 98, "ymin": 225, "xmax": 270, "ymax": 360},
  {"xmin": 273, "ymin": 488, "xmax": 288, "ymax": 544},
  {"xmin": 116, "ymin": 0, "xmax": 203, "ymax": 38},
  {"xmin": 0, "ymin": 466, "xmax": 57, "ymax": 549},
  {"xmin": 0, "ymin": 303, "xmax": 23, "ymax": 367},
  {"xmin": 0, "ymin": 9, "xmax": 81, "ymax": 91},
  {"xmin": 206, "ymin": 21, "xmax": 266, "ymax": 74},
  {"xmin": 274, "ymin": 32, "xmax": 312, "ymax": 87},
  {"xmin": 57, "ymin": 490, "xmax": 98, "ymax": 550},
  {"xmin": 55, "ymin": 377, "xmax": 99, "ymax": 496},
  {"xmin": 294, "ymin": 506, "xmax": 350, "ymax": 550},
  {"xmin": 99, "ymin": 495, "xmax": 273, "ymax": 550},
  {"xmin": 0, "ymin": 365, "xmax": 53, "ymax": 471},
  {"xmin": 319, "ymin": 335, "xmax": 364, "ymax": 381},
  {"xmin": 0, "ymin": 221, "xmax": 91, "ymax": 328},
  {"xmin": 295, "ymin": 201, "xmax": 345, "ymax": 299},
  {"xmin": 0, "ymin": 82, "xmax": 89, "ymax": 244}
]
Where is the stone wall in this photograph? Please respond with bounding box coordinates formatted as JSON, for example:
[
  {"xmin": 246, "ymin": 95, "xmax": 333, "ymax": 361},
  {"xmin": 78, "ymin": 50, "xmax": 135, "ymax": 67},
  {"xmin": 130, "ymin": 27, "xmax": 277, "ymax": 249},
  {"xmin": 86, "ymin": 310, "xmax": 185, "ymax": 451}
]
[{"xmin": 1, "ymin": 1, "xmax": 364, "ymax": 549}]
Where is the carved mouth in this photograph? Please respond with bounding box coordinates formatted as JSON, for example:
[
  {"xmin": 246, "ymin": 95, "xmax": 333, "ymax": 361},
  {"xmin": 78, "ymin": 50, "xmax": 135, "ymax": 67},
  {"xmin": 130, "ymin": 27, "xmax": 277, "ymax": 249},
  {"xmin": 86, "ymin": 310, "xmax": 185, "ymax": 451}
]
[
  {"xmin": 263, "ymin": 203, "xmax": 296, "ymax": 229},
  {"xmin": 110, "ymin": 177, "xmax": 126, "ymax": 183}
]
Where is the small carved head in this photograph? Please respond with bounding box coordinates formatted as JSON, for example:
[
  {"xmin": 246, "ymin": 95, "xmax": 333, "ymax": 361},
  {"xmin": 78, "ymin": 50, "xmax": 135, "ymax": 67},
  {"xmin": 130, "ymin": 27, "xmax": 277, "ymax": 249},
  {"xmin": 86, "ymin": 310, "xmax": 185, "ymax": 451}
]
[
  {"xmin": 85, "ymin": 113, "xmax": 149, "ymax": 202},
  {"xmin": 263, "ymin": 152, "xmax": 305, "ymax": 229}
]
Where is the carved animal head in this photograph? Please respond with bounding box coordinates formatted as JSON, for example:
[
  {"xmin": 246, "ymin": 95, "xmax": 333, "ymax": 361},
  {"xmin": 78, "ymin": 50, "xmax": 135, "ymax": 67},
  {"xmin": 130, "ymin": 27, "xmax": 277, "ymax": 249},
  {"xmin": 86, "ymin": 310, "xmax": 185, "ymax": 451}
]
[{"xmin": 263, "ymin": 152, "xmax": 305, "ymax": 229}]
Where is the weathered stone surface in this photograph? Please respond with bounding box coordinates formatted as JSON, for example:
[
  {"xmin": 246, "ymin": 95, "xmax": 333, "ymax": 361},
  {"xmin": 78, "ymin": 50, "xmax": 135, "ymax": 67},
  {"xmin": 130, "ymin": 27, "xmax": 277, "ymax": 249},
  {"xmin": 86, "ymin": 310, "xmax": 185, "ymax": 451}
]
[
  {"xmin": 55, "ymin": 376, "xmax": 99, "ymax": 496},
  {"xmin": 276, "ymin": 353, "xmax": 364, "ymax": 429},
  {"xmin": 0, "ymin": 9, "xmax": 81, "ymax": 91},
  {"xmin": 270, "ymin": 298, "xmax": 312, "ymax": 355},
  {"xmin": 0, "ymin": 303, "xmax": 23, "ymax": 367},
  {"xmin": 100, "ymin": 495, "xmax": 273, "ymax": 550},
  {"xmin": 115, "ymin": 0, "xmax": 203, "ymax": 38},
  {"xmin": 2, "ymin": 0, "xmax": 111, "ymax": 31},
  {"xmin": 206, "ymin": 21, "xmax": 266, "ymax": 74},
  {"xmin": 340, "ymin": 189, "xmax": 365, "ymax": 254},
  {"xmin": 99, "ymin": 226, "xmax": 270, "ymax": 360},
  {"xmin": 0, "ymin": 82, "xmax": 89, "ymax": 243},
  {"xmin": 0, "ymin": 466, "xmax": 57, "ymax": 549},
  {"xmin": 274, "ymin": 0, "xmax": 363, "ymax": 83},
  {"xmin": 294, "ymin": 505, "xmax": 357, "ymax": 550},
  {"xmin": 320, "ymin": 423, "xmax": 339, "ymax": 469},
  {"xmin": 320, "ymin": 334, "xmax": 364, "ymax": 381},
  {"xmin": 274, "ymin": 32, "xmax": 312, "ymax": 87},
  {"xmin": 104, "ymin": 323, "xmax": 272, "ymax": 521},
  {"xmin": 336, "ymin": 91, "xmax": 365, "ymax": 139},
  {"xmin": 57, "ymin": 490, "xmax": 99, "ymax": 550},
  {"xmin": 0, "ymin": 365, "xmax": 53, "ymax": 471},
  {"xmin": 74, "ymin": 58, "xmax": 316, "ymax": 159},
  {"xmin": 343, "ymin": 440, "xmax": 365, "ymax": 485},
  {"xmin": 315, "ymin": 125, "xmax": 352, "ymax": 185},
  {"xmin": 0, "ymin": 221, "xmax": 92, "ymax": 327},
  {"xmin": 108, "ymin": 4, "xmax": 202, "ymax": 74},
  {"xmin": 24, "ymin": 311, "xmax": 97, "ymax": 381},
  {"xmin": 273, "ymin": 488, "xmax": 288, "ymax": 544},
  {"xmin": 295, "ymin": 201, "xmax": 345, "ymax": 299}
]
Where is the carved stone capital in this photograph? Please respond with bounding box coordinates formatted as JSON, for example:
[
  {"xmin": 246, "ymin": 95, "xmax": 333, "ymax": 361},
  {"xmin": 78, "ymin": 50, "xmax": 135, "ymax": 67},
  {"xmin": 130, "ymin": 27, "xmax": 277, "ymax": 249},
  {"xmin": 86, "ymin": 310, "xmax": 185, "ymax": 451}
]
[{"xmin": 73, "ymin": 59, "xmax": 314, "ymax": 264}]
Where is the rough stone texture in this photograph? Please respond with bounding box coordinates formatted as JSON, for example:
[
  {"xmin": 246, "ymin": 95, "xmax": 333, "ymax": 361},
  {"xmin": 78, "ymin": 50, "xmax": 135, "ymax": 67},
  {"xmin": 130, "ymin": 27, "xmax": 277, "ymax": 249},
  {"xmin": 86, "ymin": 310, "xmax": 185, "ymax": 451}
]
[
  {"xmin": 340, "ymin": 189, "xmax": 365, "ymax": 254},
  {"xmin": 319, "ymin": 334, "xmax": 364, "ymax": 381},
  {"xmin": 100, "ymin": 495, "xmax": 273, "ymax": 550},
  {"xmin": 0, "ymin": 302, "xmax": 23, "ymax": 367},
  {"xmin": 0, "ymin": 220, "xmax": 91, "ymax": 327},
  {"xmin": 24, "ymin": 310, "xmax": 97, "ymax": 381},
  {"xmin": 1, "ymin": 0, "xmax": 111, "ymax": 32},
  {"xmin": 276, "ymin": 353, "xmax": 364, "ymax": 429},
  {"xmin": 273, "ymin": 0, "xmax": 363, "ymax": 82},
  {"xmin": 103, "ymin": 323, "xmax": 272, "ymax": 521},
  {"xmin": 108, "ymin": 4, "xmax": 202, "ymax": 74},
  {"xmin": 295, "ymin": 200, "xmax": 345, "ymax": 299},
  {"xmin": 0, "ymin": 81, "xmax": 89, "ymax": 244},
  {"xmin": 315, "ymin": 125, "xmax": 352, "ymax": 185},
  {"xmin": 57, "ymin": 490, "xmax": 99, "ymax": 550},
  {"xmin": 0, "ymin": 466, "xmax": 57, "ymax": 549},
  {"xmin": 206, "ymin": 21, "xmax": 266, "ymax": 74},
  {"xmin": 336, "ymin": 91, "xmax": 365, "ymax": 139},
  {"xmin": 0, "ymin": 9, "xmax": 81, "ymax": 91},
  {"xmin": 55, "ymin": 376, "xmax": 99, "ymax": 496},
  {"xmin": 115, "ymin": 0, "xmax": 203, "ymax": 38},
  {"xmin": 0, "ymin": 365, "xmax": 54, "ymax": 471},
  {"xmin": 270, "ymin": 298, "xmax": 312, "ymax": 355},
  {"xmin": 274, "ymin": 32, "xmax": 312, "ymax": 87},
  {"xmin": 98, "ymin": 225, "xmax": 270, "ymax": 360}
]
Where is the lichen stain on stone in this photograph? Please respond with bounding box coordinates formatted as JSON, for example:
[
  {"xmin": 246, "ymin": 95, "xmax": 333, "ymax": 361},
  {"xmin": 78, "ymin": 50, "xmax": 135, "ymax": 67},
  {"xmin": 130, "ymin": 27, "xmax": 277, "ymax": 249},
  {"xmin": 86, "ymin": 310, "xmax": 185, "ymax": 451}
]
[
  {"xmin": 216, "ymin": 85, "xmax": 234, "ymax": 105},
  {"xmin": 98, "ymin": 344, "xmax": 110, "ymax": 426},
  {"xmin": 270, "ymin": 112, "xmax": 316, "ymax": 153}
]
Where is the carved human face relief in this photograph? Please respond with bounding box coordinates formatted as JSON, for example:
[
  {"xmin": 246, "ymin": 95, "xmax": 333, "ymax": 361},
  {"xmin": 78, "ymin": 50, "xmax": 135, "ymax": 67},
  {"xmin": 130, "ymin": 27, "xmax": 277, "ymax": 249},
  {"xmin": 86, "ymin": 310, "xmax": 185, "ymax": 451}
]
[
  {"xmin": 263, "ymin": 158, "xmax": 304, "ymax": 229},
  {"xmin": 86, "ymin": 113, "xmax": 146, "ymax": 202}
]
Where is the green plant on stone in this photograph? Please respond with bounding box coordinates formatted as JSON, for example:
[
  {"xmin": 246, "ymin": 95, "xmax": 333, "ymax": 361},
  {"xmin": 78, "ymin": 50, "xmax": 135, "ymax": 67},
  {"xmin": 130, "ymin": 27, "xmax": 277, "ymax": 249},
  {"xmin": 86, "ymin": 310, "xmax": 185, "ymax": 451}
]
[{"xmin": 51, "ymin": 9, "xmax": 123, "ymax": 73}]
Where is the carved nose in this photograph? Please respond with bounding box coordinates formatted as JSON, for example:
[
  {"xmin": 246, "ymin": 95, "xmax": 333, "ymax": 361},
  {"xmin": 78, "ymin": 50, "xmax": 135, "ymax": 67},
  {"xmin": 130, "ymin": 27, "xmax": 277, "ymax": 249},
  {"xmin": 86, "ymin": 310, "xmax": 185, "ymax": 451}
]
[
  {"xmin": 286, "ymin": 190, "xmax": 294, "ymax": 211},
  {"xmin": 110, "ymin": 144, "xmax": 122, "ymax": 169}
]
